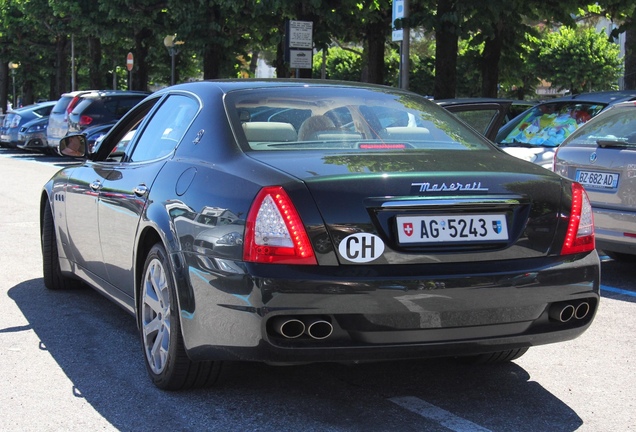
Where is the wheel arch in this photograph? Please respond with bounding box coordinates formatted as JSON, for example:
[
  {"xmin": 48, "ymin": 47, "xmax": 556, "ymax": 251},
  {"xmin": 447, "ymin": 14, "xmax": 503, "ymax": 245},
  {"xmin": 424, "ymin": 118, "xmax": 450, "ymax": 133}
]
[{"xmin": 134, "ymin": 224, "xmax": 194, "ymax": 330}]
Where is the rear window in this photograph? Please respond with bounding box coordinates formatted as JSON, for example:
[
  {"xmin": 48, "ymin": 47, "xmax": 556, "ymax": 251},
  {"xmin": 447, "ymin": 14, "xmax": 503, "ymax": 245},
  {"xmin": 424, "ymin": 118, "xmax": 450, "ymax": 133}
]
[
  {"xmin": 51, "ymin": 96, "xmax": 74, "ymax": 114},
  {"xmin": 562, "ymin": 107, "xmax": 636, "ymax": 148},
  {"xmin": 497, "ymin": 102, "xmax": 605, "ymax": 147},
  {"xmin": 225, "ymin": 87, "xmax": 493, "ymax": 152},
  {"xmin": 33, "ymin": 105, "xmax": 54, "ymax": 117}
]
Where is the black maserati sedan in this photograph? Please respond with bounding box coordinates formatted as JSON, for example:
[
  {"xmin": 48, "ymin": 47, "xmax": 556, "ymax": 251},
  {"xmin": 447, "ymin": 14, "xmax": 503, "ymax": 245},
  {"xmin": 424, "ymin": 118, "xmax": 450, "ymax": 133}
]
[{"xmin": 41, "ymin": 79, "xmax": 600, "ymax": 390}]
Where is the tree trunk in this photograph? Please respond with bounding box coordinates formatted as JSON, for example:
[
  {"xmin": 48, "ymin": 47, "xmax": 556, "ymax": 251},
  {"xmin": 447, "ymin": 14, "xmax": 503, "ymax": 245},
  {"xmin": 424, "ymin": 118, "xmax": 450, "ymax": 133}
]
[
  {"xmin": 249, "ymin": 52, "xmax": 259, "ymax": 77},
  {"xmin": 132, "ymin": 28, "xmax": 152, "ymax": 92},
  {"xmin": 481, "ymin": 21, "xmax": 504, "ymax": 98},
  {"xmin": 203, "ymin": 45, "xmax": 222, "ymax": 79},
  {"xmin": 1, "ymin": 62, "xmax": 8, "ymax": 113},
  {"xmin": 434, "ymin": 1, "xmax": 458, "ymax": 99},
  {"xmin": 364, "ymin": 19, "xmax": 387, "ymax": 84},
  {"xmin": 88, "ymin": 37, "xmax": 104, "ymax": 89},
  {"xmin": 53, "ymin": 36, "xmax": 69, "ymax": 98},
  {"xmin": 275, "ymin": 26, "xmax": 289, "ymax": 79},
  {"xmin": 624, "ymin": 26, "xmax": 636, "ymax": 89}
]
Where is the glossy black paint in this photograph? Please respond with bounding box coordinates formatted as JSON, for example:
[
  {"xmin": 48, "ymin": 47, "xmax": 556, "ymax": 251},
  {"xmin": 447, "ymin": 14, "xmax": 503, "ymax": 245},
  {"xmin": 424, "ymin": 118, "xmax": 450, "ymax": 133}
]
[{"xmin": 42, "ymin": 80, "xmax": 600, "ymax": 365}]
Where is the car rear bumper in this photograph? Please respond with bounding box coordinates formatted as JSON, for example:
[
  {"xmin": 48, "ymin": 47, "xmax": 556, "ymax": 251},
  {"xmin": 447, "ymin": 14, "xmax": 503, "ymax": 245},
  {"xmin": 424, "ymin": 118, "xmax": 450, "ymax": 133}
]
[
  {"xmin": 593, "ymin": 207, "xmax": 636, "ymax": 255},
  {"xmin": 177, "ymin": 251, "xmax": 600, "ymax": 363}
]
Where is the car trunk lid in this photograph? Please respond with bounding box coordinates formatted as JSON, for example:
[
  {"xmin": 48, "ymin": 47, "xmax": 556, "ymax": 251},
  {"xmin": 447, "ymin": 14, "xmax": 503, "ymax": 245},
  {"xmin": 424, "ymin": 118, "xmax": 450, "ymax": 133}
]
[{"xmin": 248, "ymin": 150, "xmax": 566, "ymax": 265}]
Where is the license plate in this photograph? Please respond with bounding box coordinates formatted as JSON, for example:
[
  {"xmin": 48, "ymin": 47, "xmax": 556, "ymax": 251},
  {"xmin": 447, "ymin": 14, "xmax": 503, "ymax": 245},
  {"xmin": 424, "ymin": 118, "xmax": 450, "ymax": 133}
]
[
  {"xmin": 396, "ymin": 214, "xmax": 508, "ymax": 244},
  {"xmin": 575, "ymin": 170, "xmax": 619, "ymax": 189}
]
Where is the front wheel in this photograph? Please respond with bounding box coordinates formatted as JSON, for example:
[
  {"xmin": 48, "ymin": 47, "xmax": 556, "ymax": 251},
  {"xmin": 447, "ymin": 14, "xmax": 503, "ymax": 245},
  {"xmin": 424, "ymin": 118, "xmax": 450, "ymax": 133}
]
[{"xmin": 139, "ymin": 243, "xmax": 222, "ymax": 390}]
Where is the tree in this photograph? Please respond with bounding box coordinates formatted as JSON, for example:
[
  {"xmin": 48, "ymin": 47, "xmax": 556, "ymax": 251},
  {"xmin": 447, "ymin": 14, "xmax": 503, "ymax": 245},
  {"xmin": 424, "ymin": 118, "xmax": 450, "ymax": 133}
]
[{"xmin": 535, "ymin": 26, "xmax": 622, "ymax": 93}]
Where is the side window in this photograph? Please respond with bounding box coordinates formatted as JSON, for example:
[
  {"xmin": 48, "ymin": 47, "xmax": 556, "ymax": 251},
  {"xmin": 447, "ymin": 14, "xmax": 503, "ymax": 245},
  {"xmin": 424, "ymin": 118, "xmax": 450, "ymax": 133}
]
[{"xmin": 129, "ymin": 95, "xmax": 198, "ymax": 162}]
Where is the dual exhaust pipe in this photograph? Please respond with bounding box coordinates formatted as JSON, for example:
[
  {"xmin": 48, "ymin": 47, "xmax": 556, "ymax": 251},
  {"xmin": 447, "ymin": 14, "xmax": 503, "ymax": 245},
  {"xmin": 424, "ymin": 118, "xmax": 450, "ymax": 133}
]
[
  {"xmin": 549, "ymin": 300, "xmax": 591, "ymax": 323},
  {"xmin": 271, "ymin": 316, "xmax": 333, "ymax": 340}
]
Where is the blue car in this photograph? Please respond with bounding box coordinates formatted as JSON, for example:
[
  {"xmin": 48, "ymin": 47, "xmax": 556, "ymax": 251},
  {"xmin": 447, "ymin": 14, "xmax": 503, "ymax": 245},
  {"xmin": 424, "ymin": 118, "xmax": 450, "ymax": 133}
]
[{"xmin": 1, "ymin": 101, "xmax": 55, "ymax": 149}]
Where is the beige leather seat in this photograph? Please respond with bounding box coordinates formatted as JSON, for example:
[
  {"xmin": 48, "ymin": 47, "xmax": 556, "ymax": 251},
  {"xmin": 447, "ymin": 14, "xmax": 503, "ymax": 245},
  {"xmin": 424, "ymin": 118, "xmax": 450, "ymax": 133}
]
[{"xmin": 297, "ymin": 115, "xmax": 336, "ymax": 141}]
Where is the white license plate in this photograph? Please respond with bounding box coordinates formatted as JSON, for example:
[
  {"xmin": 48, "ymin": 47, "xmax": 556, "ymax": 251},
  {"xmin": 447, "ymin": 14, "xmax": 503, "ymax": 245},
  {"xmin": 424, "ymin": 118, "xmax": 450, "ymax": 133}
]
[
  {"xmin": 575, "ymin": 170, "xmax": 619, "ymax": 189},
  {"xmin": 396, "ymin": 214, "xmax": 508, "ymax": 244}
]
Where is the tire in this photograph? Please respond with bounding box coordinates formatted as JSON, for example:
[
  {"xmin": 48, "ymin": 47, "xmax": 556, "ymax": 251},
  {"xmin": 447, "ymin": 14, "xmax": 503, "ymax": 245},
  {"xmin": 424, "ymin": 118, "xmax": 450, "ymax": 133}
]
[
  {"xmin": 139, "ymin": 243, "xmax": 222, "ymax": 390},
  {"xmin": 457, "ymin": 347, "xmax": 529, "ymax": 365},
  {"xmin": 42, "ymin": 202, "xmax": 82, "ymax": 290}
]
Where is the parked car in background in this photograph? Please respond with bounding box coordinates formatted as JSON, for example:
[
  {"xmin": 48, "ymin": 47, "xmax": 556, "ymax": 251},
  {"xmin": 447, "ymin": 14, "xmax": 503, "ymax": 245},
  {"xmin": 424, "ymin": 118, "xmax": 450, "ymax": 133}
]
[
  {"xmin": 554, "ymin": 101, "xmax": 636, "ymax": 260},
  {"xmin": 437, "ymin": 98, "xmax": 536, "ymax": 140},
  {"xmin": 80, "ymin": 121, "xmax": 116, "ymax": 153},
  {"xmin": 496, "ymin": 90, "xmax": 636, "ymax": 169},
  {"xmin": 16, "ymin": 117, "xmax": 50, "ymax": 152},
  {"xmin": 46, "ymin": 90, "xmax": 93, "ymax": 153},
  {"xmin": 0, "ymin": 101, "xmax": 55, "ymax": 148},
  {"xmin": 43, "ymin": 79, "xmax": 599, "ymax": 390},
  {"xmin": 66, "ymin": 90, "xmax": 149, "ymax": 135},
  {"xmin": 46, "ymin": 90, "xmax": 148, "ymax": 153}
]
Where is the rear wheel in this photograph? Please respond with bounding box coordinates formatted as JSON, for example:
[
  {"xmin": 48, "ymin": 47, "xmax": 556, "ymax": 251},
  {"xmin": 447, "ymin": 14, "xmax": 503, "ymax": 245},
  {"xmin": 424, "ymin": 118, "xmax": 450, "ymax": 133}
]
[
  {"xmin": 457, "ymin": 347, "xmax": 529, "ymax": 364},
  {"xmin": 139, "ymin": 243, "xmax": 222, "ymax": 390},
  {"xmin": 42, "ymin": 202, "xmax": 81, "ymax": 290}
]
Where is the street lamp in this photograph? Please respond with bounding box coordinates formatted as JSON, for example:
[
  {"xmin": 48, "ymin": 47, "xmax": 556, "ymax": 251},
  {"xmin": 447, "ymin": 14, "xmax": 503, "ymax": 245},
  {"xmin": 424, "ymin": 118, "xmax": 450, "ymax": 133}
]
[
  {"xmin": 163, "ymin": 35, "xmax": 184, "ymax": 86},
  {"xmin": 8, "ymin": 62, "xmax": 19, "ymax": 107}
]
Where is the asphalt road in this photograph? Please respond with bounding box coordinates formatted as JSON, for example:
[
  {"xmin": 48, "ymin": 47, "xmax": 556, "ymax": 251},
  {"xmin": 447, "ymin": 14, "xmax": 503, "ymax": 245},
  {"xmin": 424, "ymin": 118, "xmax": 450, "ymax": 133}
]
[{"xmin": 0, "ymin": 148, "xmax": 634, "ymax": 432}]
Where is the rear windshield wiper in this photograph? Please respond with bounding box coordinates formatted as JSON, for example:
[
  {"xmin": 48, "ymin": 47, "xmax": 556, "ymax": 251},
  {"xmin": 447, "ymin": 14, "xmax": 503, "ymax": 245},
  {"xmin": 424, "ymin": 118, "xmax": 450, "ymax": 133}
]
[
  {"xmin": 498, "ymin": 141, "xmax": 557, "ymax": 149},
  {"xmin": 596, "ymin": 139, "xmax": 636, "ymax": 148}
]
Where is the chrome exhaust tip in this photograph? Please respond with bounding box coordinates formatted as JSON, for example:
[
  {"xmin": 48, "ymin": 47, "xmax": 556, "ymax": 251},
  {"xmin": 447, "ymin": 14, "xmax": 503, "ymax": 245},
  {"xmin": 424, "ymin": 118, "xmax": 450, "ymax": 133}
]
[
  {"xmin": 575, "ymin": 302, "xmax": 590, "ymax": 320},
  {"xmin": 271, "ymin": 317, "xmax": 305, "ymax": 339},
  {"xmin": 304, "ymin": 318, "xmax": 333, "ymax": 340},
  {"xmin": 549, "ymin": 303, "xmax": 575, "ymax": 323}
]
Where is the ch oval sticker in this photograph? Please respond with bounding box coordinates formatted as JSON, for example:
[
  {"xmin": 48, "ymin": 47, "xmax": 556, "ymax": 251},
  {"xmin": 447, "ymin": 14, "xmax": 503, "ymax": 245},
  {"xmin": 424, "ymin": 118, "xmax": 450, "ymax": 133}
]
[{"xmin": 338, "ymin": 233, "xmax": 385, "ymax": 263}]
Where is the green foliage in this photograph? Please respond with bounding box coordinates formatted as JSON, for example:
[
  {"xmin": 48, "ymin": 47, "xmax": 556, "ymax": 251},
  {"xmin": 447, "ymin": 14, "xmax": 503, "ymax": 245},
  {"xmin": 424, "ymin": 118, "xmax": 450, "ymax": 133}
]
[
  {"xmin": 311, "ymin": 44, "xmax": 434, "ymax": 95},
  {"xmin": 312, "ymin": 46, "xmax": 362, "ymax": 82},
  {"xmin": 536, "ymin": 26, "xmax": 623, "ymax": 93},
  {"xmin": 0, "ymin": 0, "xmax": 632, "ymax": 107}
]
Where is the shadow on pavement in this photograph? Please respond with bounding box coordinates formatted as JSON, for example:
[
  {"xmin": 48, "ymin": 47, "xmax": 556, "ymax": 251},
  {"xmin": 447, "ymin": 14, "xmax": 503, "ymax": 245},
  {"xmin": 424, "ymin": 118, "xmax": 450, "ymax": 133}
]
[{"xmin": 8, "ymin": 278, "xmax": 583, "ymax": 431}]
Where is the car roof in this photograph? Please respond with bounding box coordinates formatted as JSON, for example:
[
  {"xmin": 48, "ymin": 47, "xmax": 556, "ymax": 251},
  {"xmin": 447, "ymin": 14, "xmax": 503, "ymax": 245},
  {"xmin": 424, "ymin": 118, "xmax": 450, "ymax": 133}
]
[
  {"xmin": 436, "ymin": 97, "xmax": 515, "ymax": 106},
  {"xmin": 548, "ymin": 90, "xmax": 636, "ymax": 105},
  {"xmin": 78, "ymin": 90, "xmax": 151, "ymax": 99},
  {"xmin": 155, "ymin": 79, "xmax": 398, "ymax": 95},
  {"xmin": 9, "ymin": 100, "xmax": 56, "ymax": 113}
]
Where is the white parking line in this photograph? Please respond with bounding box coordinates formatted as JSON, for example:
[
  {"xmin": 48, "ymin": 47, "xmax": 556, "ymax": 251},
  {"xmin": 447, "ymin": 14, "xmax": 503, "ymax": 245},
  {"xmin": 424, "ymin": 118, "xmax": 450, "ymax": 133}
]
[{"xmin": 389, "ymin": 396, "xmax": 492, "ymax": 432}]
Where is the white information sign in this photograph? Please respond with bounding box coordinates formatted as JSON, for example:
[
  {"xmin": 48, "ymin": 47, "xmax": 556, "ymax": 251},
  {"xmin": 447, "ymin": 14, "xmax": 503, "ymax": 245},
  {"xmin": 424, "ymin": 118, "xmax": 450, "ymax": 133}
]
[
  {"xmin": 289, "ymin": 50, "xmax": 313, "ymax": 69},
  {"xmin": 289, "ymin": 20, "xmax": 313, "ymax": 49},
  {"xmin": 392, "ymin": 0, "xmax": 405, "ymax": 41}
]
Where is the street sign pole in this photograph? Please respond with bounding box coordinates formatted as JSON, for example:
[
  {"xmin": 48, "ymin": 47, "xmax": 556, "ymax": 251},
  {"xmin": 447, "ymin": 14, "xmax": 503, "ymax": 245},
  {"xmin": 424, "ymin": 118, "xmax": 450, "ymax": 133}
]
[
  {"xmin": 126, "ymin": 52, "xmax": 134, "ymax": 90},
  {"xmin": 392, "ymin": 0, "xmax": 409, "ymax": 90}
]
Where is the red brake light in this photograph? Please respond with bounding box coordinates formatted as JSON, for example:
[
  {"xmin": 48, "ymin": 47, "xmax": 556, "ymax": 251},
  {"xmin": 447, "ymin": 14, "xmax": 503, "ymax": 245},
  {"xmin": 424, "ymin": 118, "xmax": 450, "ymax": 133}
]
[
  {"xmin": 243, "ymin": 186, "xmax": 317, "ymax": 265},
  {"xmin": 359, "ymin": 143, "xmax": 406, "ymax": 149},
  {"xmin": 561, "ymin": 182, "xmax": 595, "ymax": 255},
  {"xmin": 79, "ymin": 115, "xmax": 93, "ymax": 126},
  {"xmin": 66, "ymin": 96, "xmax": 81, "ymax": 114}
]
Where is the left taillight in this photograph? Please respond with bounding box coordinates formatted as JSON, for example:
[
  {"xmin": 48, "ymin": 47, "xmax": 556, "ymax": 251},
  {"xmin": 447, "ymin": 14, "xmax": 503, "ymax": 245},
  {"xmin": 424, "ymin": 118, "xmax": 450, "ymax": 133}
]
[
  {"xmin": 243, "ymin": 186, "xmax": 317, "ymax": 265},
  {"xmin": 561, "ymin": 182, "xmax": 595, "ymax": 255}
]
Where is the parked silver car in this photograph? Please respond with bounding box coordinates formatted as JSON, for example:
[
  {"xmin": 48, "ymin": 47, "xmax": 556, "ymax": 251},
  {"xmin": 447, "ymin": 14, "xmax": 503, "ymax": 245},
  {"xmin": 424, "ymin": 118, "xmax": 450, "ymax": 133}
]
[
  {"xmin": 554, "ymin": 101, "xmax": 636, "ymax": 260},
  {"xmin": 497, "ymin": 90, "xmax": 636, "ymax": 169}
]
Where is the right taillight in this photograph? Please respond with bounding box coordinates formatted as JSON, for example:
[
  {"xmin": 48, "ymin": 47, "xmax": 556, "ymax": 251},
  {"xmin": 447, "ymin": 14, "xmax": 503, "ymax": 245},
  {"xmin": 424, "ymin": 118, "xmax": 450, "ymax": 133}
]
[
  {"xmin": 561, "ymin": 182, "xmax": 595, "ymax": 255},
  {"xmin": 243, "ymin": 186, "xmax": 317, "ymax": 265}
]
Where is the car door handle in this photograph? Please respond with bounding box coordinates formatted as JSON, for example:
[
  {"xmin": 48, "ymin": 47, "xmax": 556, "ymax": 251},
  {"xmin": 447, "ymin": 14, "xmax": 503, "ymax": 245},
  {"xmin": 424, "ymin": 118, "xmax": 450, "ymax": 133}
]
[
  {"xmin": 90, "ymin": 180, "xmax": 102, "ymax": 191},
  {"xmin": 133, "ymin": 184, "xmax": 148, "ymax": 196}
]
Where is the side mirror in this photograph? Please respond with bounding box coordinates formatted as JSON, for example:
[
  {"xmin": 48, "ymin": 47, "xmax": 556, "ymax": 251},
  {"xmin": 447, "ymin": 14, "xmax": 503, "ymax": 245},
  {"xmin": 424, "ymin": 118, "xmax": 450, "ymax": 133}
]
[{"xmin": 59, "ymin": 134, "xmax": 87, "ymax": 158}]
